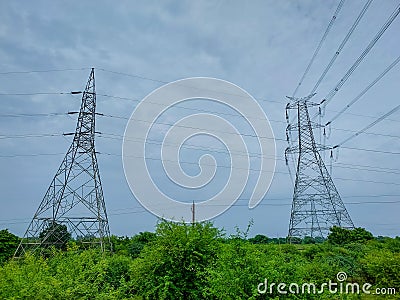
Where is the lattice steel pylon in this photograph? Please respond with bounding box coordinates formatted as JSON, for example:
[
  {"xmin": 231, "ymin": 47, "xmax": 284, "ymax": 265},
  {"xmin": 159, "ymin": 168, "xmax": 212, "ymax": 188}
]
[
  {"xmin": 285, "ymin": 94, "xmax": 354, "ymax": 241},
  {"xmin": 15, "ymin": 68, "xmax": 111, "ymax": 256}
]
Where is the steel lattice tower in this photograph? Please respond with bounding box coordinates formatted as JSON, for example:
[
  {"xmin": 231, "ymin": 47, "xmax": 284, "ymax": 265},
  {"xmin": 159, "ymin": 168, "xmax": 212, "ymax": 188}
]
[
  {"xmin": 285, "ymin": 94, "xmax": 354, "ymax": 241},
  {"xmin": 15, "ymin": 68, "xmax": 111, "ymax": 256}
]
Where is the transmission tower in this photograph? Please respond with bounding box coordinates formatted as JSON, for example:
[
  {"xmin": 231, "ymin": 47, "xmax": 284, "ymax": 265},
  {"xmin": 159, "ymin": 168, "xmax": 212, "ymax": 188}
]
[
  {"xmin": 15, "ymin": 68, "xmax": 111, "ymax": 256},
  {"xmin": 285, "ymin": 94, "xmax": 354, "ymax": 241}
]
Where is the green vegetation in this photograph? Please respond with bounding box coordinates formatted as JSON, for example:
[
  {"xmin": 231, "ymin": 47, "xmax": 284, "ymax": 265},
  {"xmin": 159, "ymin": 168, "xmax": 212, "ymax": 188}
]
[
  {"xmin": 39, "ymin": 221, "xmax": 71, "ymax": 251},
  {"xmin": 0, "ymin": 229, "xmax": 20, "ymax": 263},
  {"xmin": 0, "ymin": 222, "xmax": 399, "ymax": 299}
]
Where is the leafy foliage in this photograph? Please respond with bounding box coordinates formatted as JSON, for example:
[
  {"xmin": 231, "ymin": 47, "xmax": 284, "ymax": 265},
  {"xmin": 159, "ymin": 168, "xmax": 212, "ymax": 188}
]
[
  {"xmin": 248, "ymin": 234, "xmax": 269, "ymax": 244},
  {"xmin": 131, "ymin": 220, "xmax": 222, "ymax": 299},
  {"xmin": 327, "ymin": 226, "xmax": 373, "ymax": 245},
  {"xmin": 0, "ymin": 222, "xmax": 398, "ymax": 299},
  {"xmin": 0, "ymin": 229, "xmax": 20, "ymax": 264},
  {"xmin": 39, "ymin": 221, "xmax": 71, "ymax": 251}
]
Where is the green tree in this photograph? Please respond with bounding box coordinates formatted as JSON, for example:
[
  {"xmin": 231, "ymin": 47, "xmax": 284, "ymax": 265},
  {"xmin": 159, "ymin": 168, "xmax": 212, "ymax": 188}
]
[
  {"xmin": 0, "ymin": 229, "xmax": 20, "ymax": 263},
  {"xmin": 131, "ymin": 220, "xmax": 222, "ymax": 299},
  {"xmin": 328, "ymin": 226, "xmax": 352, "ymax": 245},
  {"xmin": 302, "ymin": 236, "xmax": 325, "ymax": 244},
  {"xmin": 110, "ymin": 235, "xmax": 131, "ymax": 255},
  {"xmin": 39, "ymin": 221, "xmax": 71, "ymax": 251},
  {"xmin": 205, "ymin": 239, "xmax": 268, "ymax": 298},
  {"xmin": 128, "ymin": 231, "xmax": 156, "ymax": 258},
  {"xmin": 362, "ymin": 249, "xmax": 400, "ymax": 289},
  {"xmin": 351, "ymin": 227, "xmax": 373, "ymax": 243},
  {"xmin": 328, "ymin": 226, "xmax": 373, "ymax": 245},
  {"xmin": 302, "ymin": 236, "xmax": 316, "ymax": 244},
  {"xmin": 248, "ymin": 234, "xmax": 269, "ymax": 244},
  {"xmin": 0, "ymin": 253, "xmax": 60, "ymax": 299}
]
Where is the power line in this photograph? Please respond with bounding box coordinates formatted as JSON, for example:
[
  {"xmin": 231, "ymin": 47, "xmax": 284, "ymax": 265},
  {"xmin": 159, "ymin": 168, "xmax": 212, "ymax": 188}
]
[
  {"xmin": 97, "ymin": 68, "xmax": 167, "ymax": 84},
  {"xmin": 0, "ymin": 91, "xmax": 82, "ymax": 96},
  {"xmin": 1, "ymin": 130, "xmax": 399, "ymax": 159},
  {"xmin": 1, "ymin": 198, "xmax": 400, "ymax": 227},
  {"xmin": 98, "ymin": 92, "xmax": 400, "ymax": 124},
  {"xmin": 100, "ymin": 114, "xmax": 400, "ymax": 143},
  {"xmin": 2, "ymin": 89, "xmax": 400, "ymax": 126},
  {"xmin": 289, "ymin": 118, "xmax": 400, "ymax": 157},
  {"xmin": 99, "ymin": 90, "xmax": 285, "ymax": 106},
  {"xmin": 97, "ymin": 70, "xmax": 285, "ymax": 106},
  {"xmin": 101, "ymin": 151, "xmax": 400, "ymax": 186},
  {"xmin": 332, "ymin": 165, "xmax": 400, "ymax": 176},
  {"xmin": 325, "ymin": 53, "xmax": 400, "ymax": 126},
  {"xmin": 104, "ymin": 116, "xmax": 283, "ymax": 141},
  {"xmin": 102, "ymin": 151, "xmax": 283, "ymax": 174},
  {"xmin": 2, "ymin": 134, "xmax": 400, "ymax": 175},
  {"xmin": 0, "ymin": 112, "xmax": 67, "ymax": 118},
  {"xmin": 333, "ymin": 163, "xmax": 400, "ymax": 175},
  {"xmin": 0, "ymin": 66, "xmax": 282, "ymax": 106},
  {"xmin": 100, "ymin": 133, "xmax": 400, "ymax": 167},
  {"xmin": 0, "ymin": 123, "xmax": 283, "ymax": 141},
  {"xmin": 340, "ymin": 145, "xmax": 400, "ymax": 155},
  {"xmin": 99, "ymin": 134, "xmax": 282, "ymax": 159},
  {"xmin": 320, "ymin": 2, "xmax": 400, "ymax": 107},
  {"xmin": 334, "ymin": 177, "xmax": 400, "ymax": 186},
  {"xmin": 311, "ymin": 0, "xmax": 373, "ymax": 94},
  {"xmin": 332, "ymin": 127, "xmax": 400, "ymax": 140},
  {"xmin": 99, "ymin": 93, "xmax": 400, "ymax": 125},
  {"xmin": 335, "ymin": 161, "xmax": 400, "ymax": 173},
  {"xmin": 0, "ymin": 153, "xmax": 64, "ymax": 158},
  {"xmin": 0, "ymin": 67, "xmax": 89, "ymax": 75},
  {"xmin": 0, "ymin": 66, "xmax": 281, "ymax": 106},
  {"xmin": 106, "ymin": 194, "xmax": 400, "ymax": 213},
  {"xmin": 335, "ymin": 103, "xmax": 400, "ymax": 148},
  {"xmin": 292, "ymin": 0, "xmax": 346, "ymax": 97},
  {"xmin": 0, "ymin": 133, "xmax": 62, "ymax": 139},
  {"xmin": 98, "ymin": 94, "xmax": 285, "ymax": 120}
]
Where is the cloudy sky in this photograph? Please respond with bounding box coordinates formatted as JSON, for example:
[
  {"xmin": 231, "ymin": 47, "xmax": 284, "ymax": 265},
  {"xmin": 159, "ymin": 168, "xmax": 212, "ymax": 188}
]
[{"xmin": 0, "ymin": 0, "xmax": 399, "ymax": 238}]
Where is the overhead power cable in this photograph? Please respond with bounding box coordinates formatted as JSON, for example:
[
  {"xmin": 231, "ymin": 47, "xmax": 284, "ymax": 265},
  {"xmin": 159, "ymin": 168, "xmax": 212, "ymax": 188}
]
[
  {"xmin": 340, "ymin": 146, "xmax": 400, "ymax": 155},
  {"xmin": 334, "ymin": 103, "xmax": 400, "ymax": 148},
  {"xmin": 320, "ymin": 2, "xmax": 400, "ymax": 107},
  {"xmin": 0, "ymin": 133, "xmax": 62, "ymax": 139},
  {"xmin": 103, "ymin": 116, "xmax": 284, "ymax": 142},
  {"xmin": 0, "ymin": 112, "xmax": 67, "ymax": 118},
  {"xmin": 311, "ymin": 0, "xmax": 373, "ymax": 93},
  {"xmin": 1, "ymin": 196, "xmax": 400, "ymax": 227},
  {"xmin": 0, "ymin": 67, "xmax": 89, "ymax": 75},
  {"xmin": 98, "ymin": 94, "xmax": 286, "ymax": 120},
  {"xmin": 0, "ymin": 153, "xmax": 64, "ymax": 158},
  {"xmin": 97, "ymin": 68, "xmax": 168, "ymax": 84},
  {"xmin": 1, "ymin": 128, "xmax": 399, "ymax": 156},
  {"xmin": 102, "ymin": 152, "xmax": 400, "ymax": 186},
  {"xmin": 2, "ymin": 91, "xmax": 400, "ymax": 125},
  {"xmin": 100, "ymin": 93, "xmax": 400, "ymax": 123},
  {"xmin": 0, "ymin": 91, "xmax": 82, "ymax": 96},
  {"xmin": 3, "ymin": 109, "xmax": 400, "ymax": 143},
  {"xmin": 325, "ymin": 53, "xmax": 400, "ymax": 126},
  {"xmin": 4, "ymin": 131, "xmax": 396, "ymax": 173},
  {"xmin": 292, "ymin": 0, "xmax": 346, "ymax": 97},
  {"xmin": 335, "ymin": 161, "xmax": 400, "ymax": 173}
]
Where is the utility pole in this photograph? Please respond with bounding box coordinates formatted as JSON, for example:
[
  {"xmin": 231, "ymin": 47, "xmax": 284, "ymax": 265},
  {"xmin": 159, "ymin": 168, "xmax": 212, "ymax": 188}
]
[
  {"xmin": 285, "ymin": 94, "xmax": 354, "ymax": 242},
  {"xmin": 191, "ymin": 200, "xmax": 195, "ymax": 224},
  {"xmin": 15, "ymin": 68, "xmax": 111, "ymax": 256}
]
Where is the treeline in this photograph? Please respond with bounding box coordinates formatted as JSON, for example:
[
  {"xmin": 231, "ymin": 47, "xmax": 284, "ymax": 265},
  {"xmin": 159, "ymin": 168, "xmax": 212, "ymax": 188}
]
[{"xmin": 0, "ymin": 222, "xmax": 399, "ymax": 299}]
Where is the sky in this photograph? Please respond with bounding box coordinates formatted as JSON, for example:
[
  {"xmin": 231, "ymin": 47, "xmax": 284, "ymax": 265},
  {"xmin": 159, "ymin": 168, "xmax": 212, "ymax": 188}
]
[{"xmin": 0, "ymin": 0, "xmax": 399, "ymax": 238}]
